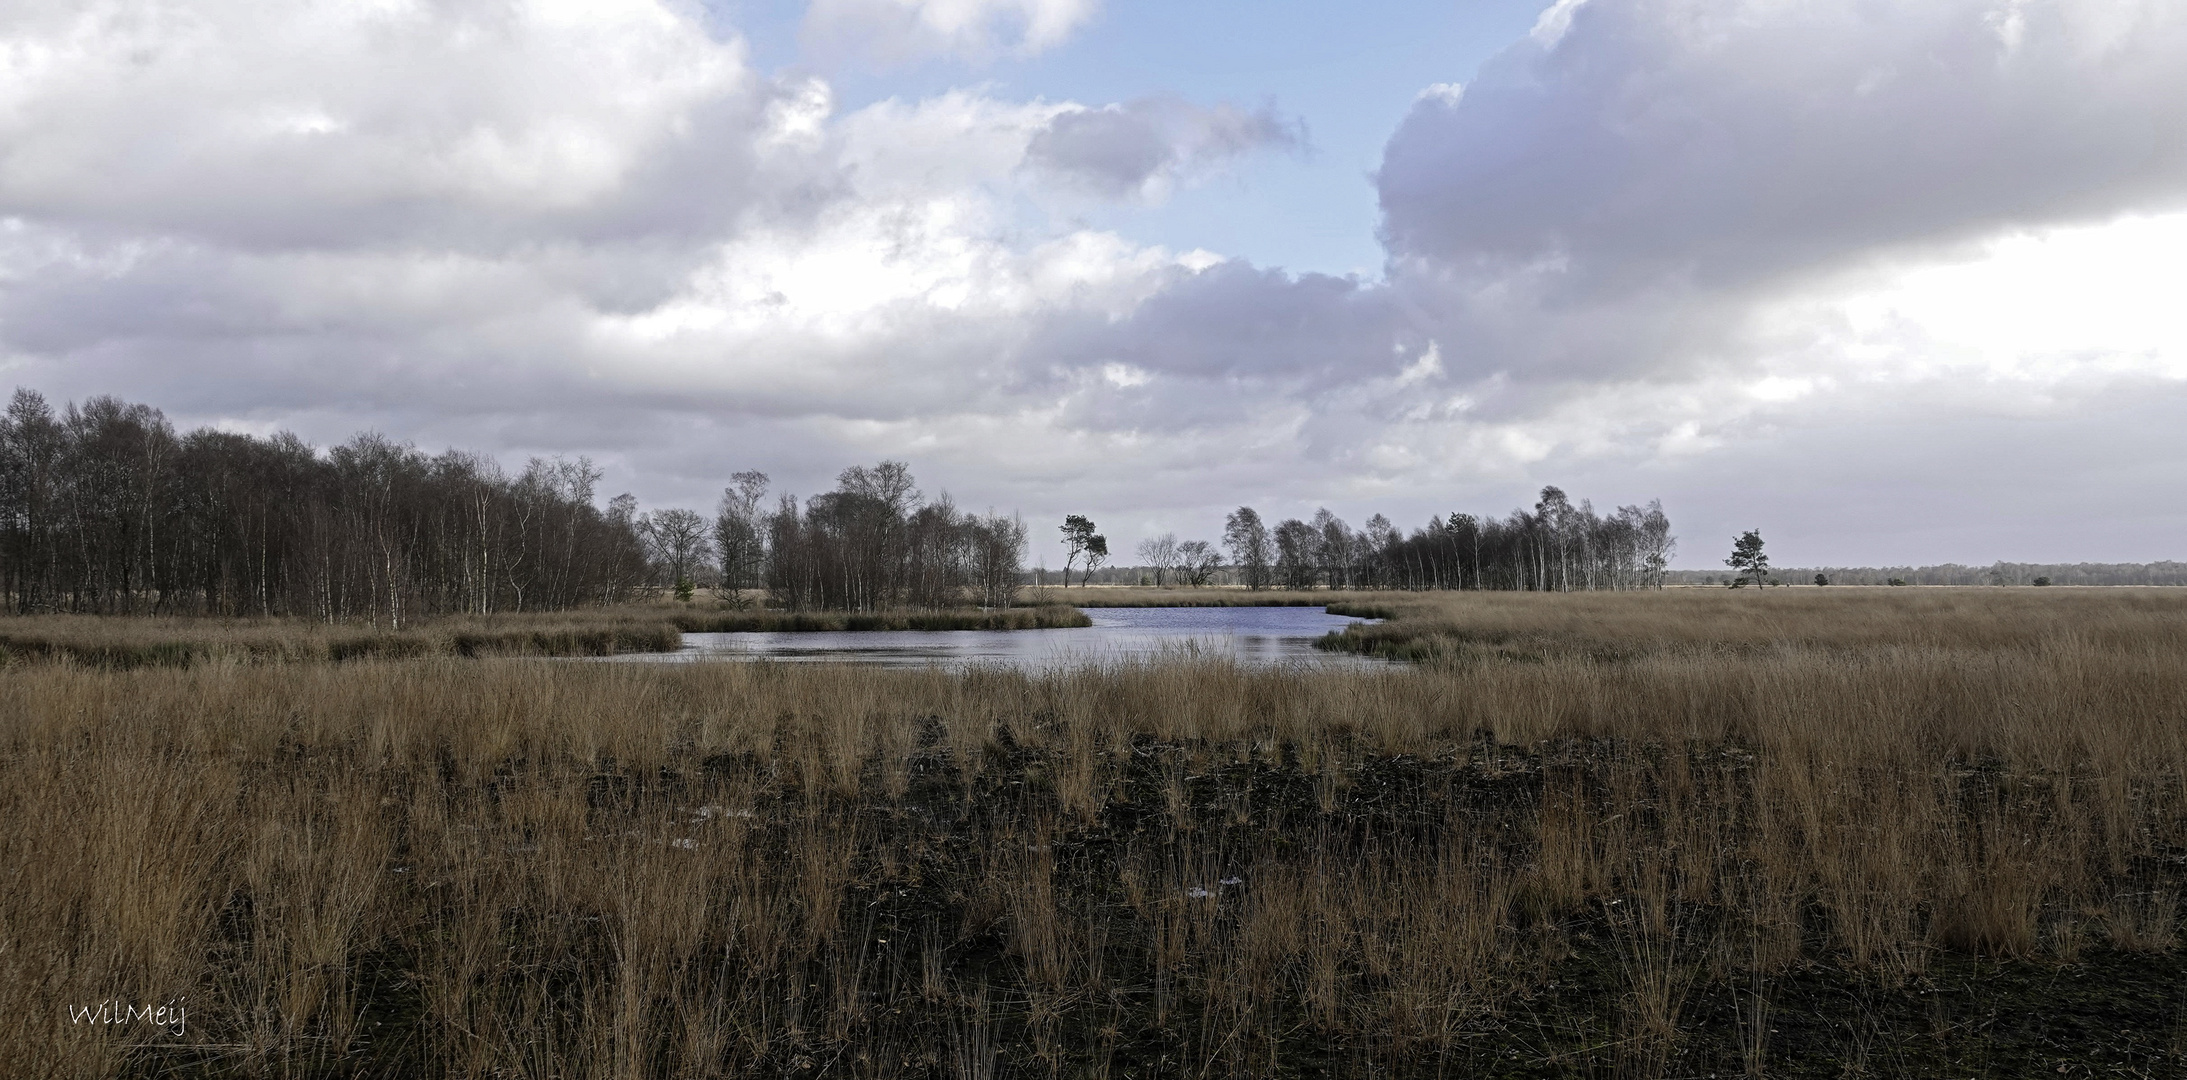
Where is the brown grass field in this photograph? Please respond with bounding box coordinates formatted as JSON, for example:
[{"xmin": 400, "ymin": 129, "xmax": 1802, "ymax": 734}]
[{"xmin": 7, "ymin": 588, "xmax": 2187, "ymax": 1077}]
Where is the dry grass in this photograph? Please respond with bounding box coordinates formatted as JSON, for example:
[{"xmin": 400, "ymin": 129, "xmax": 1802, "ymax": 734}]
[
  {"xmin": 668, "ymin": 604, "xmax": 1089, "ymax": 633},
  {"xmin": 0, "ymin": 605, "xmax": 1089, "ymax": 669},
  {"xmin": 1027, "ymin": 585, "xmax": 1390, "ymax": 608},
  {"xmin": 1317, "ymin": 584, "xmax": 2187, "ymax": 657},
  {"xmin": 6, "ymin": 589, "xmax": 2187, "ymax": 1077},
  {"xmin": 0, "ymin": 610, "xmax": 684, "ymax": 668}
]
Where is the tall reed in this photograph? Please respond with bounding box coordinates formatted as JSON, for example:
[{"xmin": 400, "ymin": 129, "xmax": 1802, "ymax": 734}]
[{"xmin": 7, "ymin": 589, "xmax": 2186, "ymax": 1076}]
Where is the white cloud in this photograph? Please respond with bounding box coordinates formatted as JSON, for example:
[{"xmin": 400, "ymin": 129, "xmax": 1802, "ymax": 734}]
[
  {"xmin": 802, "ymin": 0, "xmax": 1097, "ymax": 65},
  {"xmin": 1810, "ymin": 214, "xmax": 2187, "ymax": 386},
  {"xmin": 0, "ymin": 0, "xmax": 1216, "ymax": 495},
  {"xmin": 0, "ymin": 0, "xmax": 765, "ymax": 248},
  {"xmin": 1529, "ymin": 0, "xmax": 1590, "ymax": 46}
]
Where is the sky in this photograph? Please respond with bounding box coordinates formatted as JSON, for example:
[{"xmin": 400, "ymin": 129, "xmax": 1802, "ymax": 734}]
[{"xmin": 2, "ymin": 0, "xmax": 2184, "ymax": 570}]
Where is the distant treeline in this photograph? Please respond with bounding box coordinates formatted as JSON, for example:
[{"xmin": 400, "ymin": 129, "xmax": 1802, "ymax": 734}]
[
  {"xmin": 1, "ymin": 387, "xmax": 1668, "ymax": 621},
  {"xmin": 1668, "ymin": 562, "xmax": 2187, "ymax": 587},
  {"xmin": 0, "ymin": 389, "xmax": 1035, "ymax": 620},
  {"xmin": 601, "ymin": 463, "xmax": 1031, "ymax": 612},
  {"xmin": 1116, "ymin": 488, "xmax": 1676, "ymax": 592},
  {"xmin": 0, "ymin": 390, "xmax": 649, "ymax": 622},
  {"xmin": 740, "ymin": 463, "xmax": 1030, "ymax": 612}
]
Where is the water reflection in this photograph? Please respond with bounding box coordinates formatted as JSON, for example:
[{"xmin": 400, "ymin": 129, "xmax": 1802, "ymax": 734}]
[{"xmin": 609, "ymin": 606, "xmax": 1385, "ymax": 669}]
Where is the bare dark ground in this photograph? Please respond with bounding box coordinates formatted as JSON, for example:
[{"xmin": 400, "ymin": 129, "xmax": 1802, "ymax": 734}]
[{"xmin": 128, "ymin": 732, "xmax": 2187, "ymax": 1079}]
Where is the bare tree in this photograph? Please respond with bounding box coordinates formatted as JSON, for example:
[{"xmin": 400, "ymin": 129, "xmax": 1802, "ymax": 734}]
[
  {"xmin": 1222, "ymin": 507, "xmax": 1271, "ymax": 590},
  {"xmin": 904, "ymin": 494, "xmax": 973, "ymax": 608},
  {"xmin": 969, "ymin": 511, "xmax": 1027, "ymax": 609},
  {"xmin": 1176, "ymin": 540, "xmax": 1222, "ymax": 587},
  {"xmin": 1135, "ymin": 532, "xmax": 1179, "ymax": 586},
  {"xmin": 1639, "ymin": 500, "xmax": 1675, "ymax": 589},
  {"xmin": 1311, "ymin": 508, "xmax": 1354, "ymax": 588},
  {"xmin": 1273, "ymin": 518, "xmax": 1318, "ymax": 590},
  {"xmin": 642, "ymin": 508, "xmax": 713, "ymax": 595},
  {"xmin": 713, "ymin": 470, "xmax": 769, "ymax": 598},
  {"xmin": 1358, "ymin": 513, "xmax": 1399, "ymax": 588}
]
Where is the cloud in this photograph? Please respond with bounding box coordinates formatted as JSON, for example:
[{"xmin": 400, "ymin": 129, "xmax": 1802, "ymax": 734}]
[
  {"xmin": 0, "ymin": 3, "xmax": 1216, "ymax": 487},
  {"xmin": 0, "ymin": 0, "xmax": 773, "ymax": 251},
  {"xmin": 1314, "ymin": 0, "xmax": 2187, "ymax": 519},
  {"xmin": 1378, "ymin": 0, "xmax": 2187, "ymax": 298},
  {"xmin": 802, "ymin": 0, "xmax": 1097, "ymax": 66},
  {"xmin": 989, "ymin": 0, "xmax": 2187, "ymax": 548},
  {"xmin": 1022, "ymin": 98, "xmax": 1305, "ymax": 202}
]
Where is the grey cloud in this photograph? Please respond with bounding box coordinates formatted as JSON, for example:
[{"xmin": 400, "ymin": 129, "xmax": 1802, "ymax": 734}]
[
  {"xmin": 1041, "ymin": 261, "xmax": 1406, "ymax": 386},
  {"xmin": 1024, "ymin": 98, "xmax": 1304, "ymax": 200},
  {"xmin": 1378, "ymin": 0, "xmax": 2187, "ymax": 297},
  {"xmin": 1547, "ymin": 375, "xmax": 2187, "ymax": 568},
  {"xmin": 1029, "ymin": 252, "xmax": 1733, "ymax": 422}
]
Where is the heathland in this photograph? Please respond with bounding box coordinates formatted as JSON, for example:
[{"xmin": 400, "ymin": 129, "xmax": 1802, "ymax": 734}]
[{"xmin": 7, "ymin": 588, "xmax": 2187, "ymax": 1077}]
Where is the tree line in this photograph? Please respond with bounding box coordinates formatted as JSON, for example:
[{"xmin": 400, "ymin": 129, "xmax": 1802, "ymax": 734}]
[
  {"xmin": 0, "ymin": 388, "xmax": 1671, "ymax": 621},
  {"xmin": 1668, "ymin": 561, "xmax": 2187, "ymax": 587},
  {"xmin": 1116, "ymin": 486, "xmax": 1677, "ymax": 592},
  {"xmin": 0, "ymin": 390, "xmax": 1043, "ymax": 620},
  {"xmin": 741, "ymin": 462, "xmax": 1029, "ymax": 612},
  {"xmin": 0, "ymin": 390, "xmax": 650, "ymax": 623}
]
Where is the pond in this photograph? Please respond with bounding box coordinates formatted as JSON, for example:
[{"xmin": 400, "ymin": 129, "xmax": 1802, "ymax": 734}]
[{"xmin": 608, "ymin": 606, "xmax": 1386, "ymax": 669}]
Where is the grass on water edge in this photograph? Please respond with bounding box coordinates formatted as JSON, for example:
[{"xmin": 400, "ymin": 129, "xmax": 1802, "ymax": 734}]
[
  {"xmin": 0, "ymin": 603, "xmax": 1089, "ymax": 669},
  {"xmin": 0, "ymin": 612, "xmax": 684, "ymax": 668},
  {"xmin": 10, "ymin": 588, "xmax": 2187, "ymax": 1078},
  {"xmin": 13, "ymin": 585, "xmax": 2169, "ymax": 671},
  {"xmin": 666, "ymin": 603, "xmax": 1088, "ymax": 634},
  {"xmin": 1027, "ymin": 584, "xmax": 1393, "ymax": 608}
]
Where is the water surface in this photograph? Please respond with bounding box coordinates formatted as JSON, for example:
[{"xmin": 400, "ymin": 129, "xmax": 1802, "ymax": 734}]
[{"xmin": 613, "ymin": 606, "xmax": 1383, "ymax": 669}]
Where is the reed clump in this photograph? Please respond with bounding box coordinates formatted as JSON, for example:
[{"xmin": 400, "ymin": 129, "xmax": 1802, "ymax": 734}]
[{"xmin": 7, "ymin": 589, "xmax": 2187, "ymax": 1077}]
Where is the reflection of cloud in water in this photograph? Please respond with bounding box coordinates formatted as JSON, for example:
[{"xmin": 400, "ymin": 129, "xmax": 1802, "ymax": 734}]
[{"xmin": 607, "ymin": 606, "xmax": 1387, "ymax": 670}]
